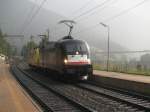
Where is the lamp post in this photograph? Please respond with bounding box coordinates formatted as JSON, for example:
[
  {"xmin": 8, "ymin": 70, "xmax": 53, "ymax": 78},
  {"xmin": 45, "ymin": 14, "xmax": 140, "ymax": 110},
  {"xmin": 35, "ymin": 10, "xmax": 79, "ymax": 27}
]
[{"xmin": 100, "ymin": 22, "xmax": 110, "ymax": 71}]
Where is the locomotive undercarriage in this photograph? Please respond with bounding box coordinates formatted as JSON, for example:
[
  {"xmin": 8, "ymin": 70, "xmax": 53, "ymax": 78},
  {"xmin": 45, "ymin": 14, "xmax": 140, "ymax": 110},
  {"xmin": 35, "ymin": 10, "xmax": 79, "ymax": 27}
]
[{"xmin": 62, "ymin": 65, "xmax": 93, "ymax": 80}]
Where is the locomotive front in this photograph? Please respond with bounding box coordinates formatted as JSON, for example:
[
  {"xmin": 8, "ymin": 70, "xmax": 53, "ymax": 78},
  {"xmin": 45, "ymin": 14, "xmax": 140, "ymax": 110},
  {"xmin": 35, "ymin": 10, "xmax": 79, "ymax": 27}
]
[{"xmin": 61, "ymin": 39, "xmax": 93, "ymax": 80}]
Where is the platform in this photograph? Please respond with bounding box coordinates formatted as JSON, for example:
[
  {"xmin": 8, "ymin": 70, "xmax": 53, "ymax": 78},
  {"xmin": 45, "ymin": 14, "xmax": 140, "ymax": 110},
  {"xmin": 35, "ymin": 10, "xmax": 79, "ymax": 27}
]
[
  {"xmin": 92, "ymin": 70, "xmax": 150, "ymax": 95},
  {"xmin": 0, "ymin": 64, "xmax": 41, "ymax": 112}
]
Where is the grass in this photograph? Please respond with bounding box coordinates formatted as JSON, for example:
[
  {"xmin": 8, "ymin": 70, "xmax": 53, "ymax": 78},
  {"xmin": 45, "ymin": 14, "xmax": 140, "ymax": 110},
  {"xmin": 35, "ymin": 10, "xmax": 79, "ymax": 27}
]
[{"xmin": 93, "ymin": 63, "xmax": 150, "ymax": 76}]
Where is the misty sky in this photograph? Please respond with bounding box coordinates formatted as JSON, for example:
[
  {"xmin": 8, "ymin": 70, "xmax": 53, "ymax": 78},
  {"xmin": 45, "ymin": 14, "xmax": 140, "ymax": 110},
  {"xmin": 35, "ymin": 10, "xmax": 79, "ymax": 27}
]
[
  {"xmin": 29, "ymin": 0, "xmax": 150, "ymax": 51},
  {"xmin": 0, "ymin": 0, "xmax": 150, "ymax": 51}
]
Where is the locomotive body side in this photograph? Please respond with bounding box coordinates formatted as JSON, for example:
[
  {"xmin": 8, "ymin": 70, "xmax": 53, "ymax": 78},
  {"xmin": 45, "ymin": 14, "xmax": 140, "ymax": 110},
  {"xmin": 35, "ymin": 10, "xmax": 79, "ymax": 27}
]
[
  {"xmin": 42, "ymin": 42, "xmax": 63, "ymax": 72},
  {"xmin": 28, "ymin": 47, "xmax": 40, "ymax": 67},
  {"xmin": 28, "ymin": 38, "xmax": 93, "ymax": 80}
]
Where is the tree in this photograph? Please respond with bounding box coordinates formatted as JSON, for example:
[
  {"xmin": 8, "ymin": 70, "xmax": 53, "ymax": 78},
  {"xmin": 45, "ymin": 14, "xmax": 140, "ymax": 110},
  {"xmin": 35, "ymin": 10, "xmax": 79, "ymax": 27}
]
[
  {"xmin": 136, "ymin": 62, "xmax": 142, "ymax": 71},
  {"xmin": 21, "ymin": 35, "xmax": 37, "ymax": 58},
  {"xmin": 140, "ymin": 53, "xmax": 150, "ymax": 70},
  {"xmin": 0, "ymin": 29, "xmax": 12, "ymax": 56}
]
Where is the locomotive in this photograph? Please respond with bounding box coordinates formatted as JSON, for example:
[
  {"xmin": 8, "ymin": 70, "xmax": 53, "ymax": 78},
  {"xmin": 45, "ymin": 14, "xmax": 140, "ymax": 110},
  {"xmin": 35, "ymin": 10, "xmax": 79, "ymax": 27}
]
[{"xmin": 28, "ymin": 20, "xmax": 93, "ymax": 80}]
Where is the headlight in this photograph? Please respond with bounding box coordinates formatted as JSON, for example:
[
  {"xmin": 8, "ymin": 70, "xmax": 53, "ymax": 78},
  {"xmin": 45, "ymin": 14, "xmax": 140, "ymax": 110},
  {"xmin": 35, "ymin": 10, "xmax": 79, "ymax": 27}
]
[
  {"xmin": 64, "ymin": 59, "xmax": 68, "ymax": 64},
  {"xmin": 87, "ymin": 59, "xmax": 91, "ymax": 64}
]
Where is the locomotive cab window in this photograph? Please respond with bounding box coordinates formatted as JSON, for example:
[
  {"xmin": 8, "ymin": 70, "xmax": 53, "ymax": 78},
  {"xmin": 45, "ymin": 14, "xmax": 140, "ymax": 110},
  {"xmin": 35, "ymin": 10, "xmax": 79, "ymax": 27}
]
[{"xmin": 63, "ymin": 42, "xmax": 89, "ymax": 54}]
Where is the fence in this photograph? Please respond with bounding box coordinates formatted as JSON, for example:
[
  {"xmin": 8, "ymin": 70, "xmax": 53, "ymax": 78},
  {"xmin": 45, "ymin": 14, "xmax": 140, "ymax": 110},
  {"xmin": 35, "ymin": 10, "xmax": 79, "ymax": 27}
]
[{"xmin": 91, "ymin": 50, "xmax": 150, "ymax": 75}]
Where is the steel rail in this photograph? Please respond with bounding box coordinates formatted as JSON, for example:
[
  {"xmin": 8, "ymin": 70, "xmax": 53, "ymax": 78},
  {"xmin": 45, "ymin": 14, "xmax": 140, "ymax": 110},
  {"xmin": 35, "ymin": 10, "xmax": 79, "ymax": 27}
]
[
  {"xmin": 13, "ymin": 65, "xmax": 93, "ymax": 112},
  {"xmin": 76, "ymin": 82, "xmax": 150, "ymax": 112}
]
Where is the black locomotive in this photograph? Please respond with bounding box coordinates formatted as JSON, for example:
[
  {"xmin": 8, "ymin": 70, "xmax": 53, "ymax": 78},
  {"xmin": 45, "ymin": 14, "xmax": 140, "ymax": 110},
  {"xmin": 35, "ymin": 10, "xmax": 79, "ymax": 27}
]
[{"xmin": 28, "ymin": 20, "xmax": 93, "ymax": 80}]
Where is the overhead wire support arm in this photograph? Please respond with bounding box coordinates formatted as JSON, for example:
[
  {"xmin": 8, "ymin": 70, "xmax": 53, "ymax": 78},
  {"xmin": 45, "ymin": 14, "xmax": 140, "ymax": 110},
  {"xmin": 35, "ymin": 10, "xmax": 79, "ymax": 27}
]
[{"xmin": 4, "ymin": 35, "xmax": 24, "ymax": 38}]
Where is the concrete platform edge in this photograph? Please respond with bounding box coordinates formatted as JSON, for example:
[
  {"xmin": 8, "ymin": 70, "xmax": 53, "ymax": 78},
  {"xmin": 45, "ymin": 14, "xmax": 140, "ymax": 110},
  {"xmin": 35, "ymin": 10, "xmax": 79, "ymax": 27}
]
[
  {"xmin": 91, "ymin": 74, "xmax": 150, "ymax": 95},
  {"xmin": 9, "ymin": 65, "xmax": 43, "ymax": 112}
]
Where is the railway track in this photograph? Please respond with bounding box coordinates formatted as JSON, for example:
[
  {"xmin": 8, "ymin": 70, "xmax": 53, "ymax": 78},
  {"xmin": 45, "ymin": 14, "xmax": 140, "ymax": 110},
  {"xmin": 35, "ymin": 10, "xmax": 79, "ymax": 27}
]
[
  {"xmin": 75, "ymin": 82, "xmax": 150, "ymax": 112},
  {"xmin": 11, "ymin": 65, "xmax": 93, "ymax": 112},
  {"xmin": 86, "ymin": 81, "xmax": 150, "ymax": 102},
  {"xmin": 16, "ymin": 64, "xmax": 150, "ymax": 112}
]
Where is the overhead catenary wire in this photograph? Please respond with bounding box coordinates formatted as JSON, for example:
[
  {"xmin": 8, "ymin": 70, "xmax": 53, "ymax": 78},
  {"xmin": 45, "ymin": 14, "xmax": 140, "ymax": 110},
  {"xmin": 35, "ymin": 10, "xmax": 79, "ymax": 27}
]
[
  {"xmin": 40, "ymin": 0, "xmax": 94, "ymax": 33},
  {"xmin": 73, "ymin": 0, "xmax": 148, "ymax": 35},
  {"xmin": 70, "ymin": 0, "xmax": 93, "ymax": 15},
  {"xmin": 96, "ymin": 50, "xmax": 150, "ymax": 54},
  {"xmin": 21, "ymin": 0, "xmax": 47, "ymax": 34},
  {"xmin": 50, "ymin": 0, "xmax": 94, "ymax": 33},
  {"xmin": 19, "ymin": 0, "xmax": 38, "ymax": 34},
  {"xmin": 72, "ymin": 0, "xmax": 111, "ymax": 20},
  {"xmin": 75, "ymin": 0, "xmax": 117, "ymax": 22},
  {"xmin": 53, "ymin": 0, "xmax": 112, "ymax": 37},
  {"xmin": 28, "ymin": 0, "xmax": 110, "ymax": 38},
  {"xmin": 104, "ymin": 0, "xmax": 149, "ymax": 22}
]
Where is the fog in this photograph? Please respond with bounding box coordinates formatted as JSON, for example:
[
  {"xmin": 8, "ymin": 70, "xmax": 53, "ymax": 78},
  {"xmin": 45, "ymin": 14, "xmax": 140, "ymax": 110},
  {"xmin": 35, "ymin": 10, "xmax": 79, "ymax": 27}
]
[
  {"xmin": 0, "ymin": 0, "xmax": 150, "ymax": 51},
  {"xmin": 29, "ymin": 0, "xmax": 150, "ymax": 51}
]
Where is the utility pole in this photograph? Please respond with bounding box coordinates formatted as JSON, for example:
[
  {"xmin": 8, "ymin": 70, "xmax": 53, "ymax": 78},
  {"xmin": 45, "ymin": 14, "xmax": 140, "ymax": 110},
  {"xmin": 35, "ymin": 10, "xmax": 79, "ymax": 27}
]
[
  {"xmin": 30, "ymin": 35, "xmax": 34, "ymax": 41},
  {"xmin": 100, "ymin": 22, "xmax": 110, "ymax": 71},
  {"xmin": 47, "ymin": 28, "xmax": 49, "ymax": 40}
]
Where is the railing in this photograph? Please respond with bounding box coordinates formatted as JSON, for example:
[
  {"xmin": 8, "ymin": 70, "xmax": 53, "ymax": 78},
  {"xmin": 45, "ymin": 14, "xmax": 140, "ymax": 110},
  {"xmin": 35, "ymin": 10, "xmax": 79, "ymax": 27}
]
[{"xmin": 91, "ymin": 50, "xmax": 150, "ymax": 76}]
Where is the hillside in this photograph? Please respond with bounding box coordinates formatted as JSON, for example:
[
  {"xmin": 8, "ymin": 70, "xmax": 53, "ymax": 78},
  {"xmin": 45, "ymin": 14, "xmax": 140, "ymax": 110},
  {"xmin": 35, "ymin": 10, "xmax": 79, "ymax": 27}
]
[{"xmin": 0, "ymin": 0, "xmax": 126, "ymax": 53}]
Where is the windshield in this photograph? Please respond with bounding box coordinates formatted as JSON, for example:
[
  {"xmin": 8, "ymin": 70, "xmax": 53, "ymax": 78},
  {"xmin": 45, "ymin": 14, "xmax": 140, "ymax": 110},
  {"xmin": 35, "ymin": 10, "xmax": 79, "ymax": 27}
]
[{"xmin": 64, "ymin": 42, "xmax": 88, "ymax": 53}]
